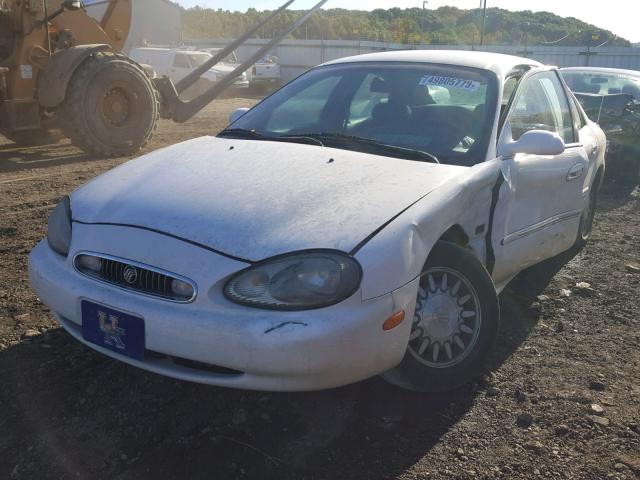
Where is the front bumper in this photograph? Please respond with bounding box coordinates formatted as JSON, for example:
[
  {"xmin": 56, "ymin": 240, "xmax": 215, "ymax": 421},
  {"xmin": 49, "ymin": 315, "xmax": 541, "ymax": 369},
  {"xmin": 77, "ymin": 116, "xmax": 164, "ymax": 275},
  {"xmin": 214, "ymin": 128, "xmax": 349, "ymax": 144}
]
[
  {"xmin": 230, "ymin": 80, "xmax": 250, "ymax": 89},
  {"xmin": 251, "ymin": 77, "xmax": 280, "ymax": 84},
  {"xmin": 28, "ymin": 224, "xmax": 417, "ymax": 391}
]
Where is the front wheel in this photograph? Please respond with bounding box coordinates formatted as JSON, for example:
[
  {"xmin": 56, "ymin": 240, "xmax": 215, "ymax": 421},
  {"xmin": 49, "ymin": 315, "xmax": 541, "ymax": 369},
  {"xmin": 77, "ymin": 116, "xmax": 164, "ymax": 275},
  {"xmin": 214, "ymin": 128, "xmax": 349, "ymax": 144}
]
[
  {"xmin": 59, "ymin": 52, "xmax": 159, "ymax": 157},
  {"xmin": 382, "ymin": 241, "xmax": 500, "ymax": 392}
]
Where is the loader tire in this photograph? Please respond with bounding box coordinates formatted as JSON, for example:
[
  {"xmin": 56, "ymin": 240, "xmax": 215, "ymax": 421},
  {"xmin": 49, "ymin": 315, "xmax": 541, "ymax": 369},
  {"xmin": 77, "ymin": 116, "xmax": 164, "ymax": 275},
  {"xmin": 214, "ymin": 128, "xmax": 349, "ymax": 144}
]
[{"xmin": 59, "ymin": 51, "xmax": 159, "ymax": 157}]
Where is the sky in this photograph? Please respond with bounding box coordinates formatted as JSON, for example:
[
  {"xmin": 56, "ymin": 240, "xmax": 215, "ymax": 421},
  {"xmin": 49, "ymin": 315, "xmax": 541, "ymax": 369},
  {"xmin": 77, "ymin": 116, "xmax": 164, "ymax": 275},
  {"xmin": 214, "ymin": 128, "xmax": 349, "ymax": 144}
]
[{"xmin": 173, "ymin": 0, "xmax": 640, "ymax": 43}]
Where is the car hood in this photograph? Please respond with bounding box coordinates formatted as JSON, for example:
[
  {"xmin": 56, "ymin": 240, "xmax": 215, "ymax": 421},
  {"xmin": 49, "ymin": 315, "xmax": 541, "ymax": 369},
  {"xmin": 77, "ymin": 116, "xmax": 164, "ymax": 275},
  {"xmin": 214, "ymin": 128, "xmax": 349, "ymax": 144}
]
[
  {"xmin": 71, "ymin": 137, "xmax": 463, "ymax": 262},
  {"xmin": 210, "ymin": 64, "xmax": 234, "ymax": 74}
]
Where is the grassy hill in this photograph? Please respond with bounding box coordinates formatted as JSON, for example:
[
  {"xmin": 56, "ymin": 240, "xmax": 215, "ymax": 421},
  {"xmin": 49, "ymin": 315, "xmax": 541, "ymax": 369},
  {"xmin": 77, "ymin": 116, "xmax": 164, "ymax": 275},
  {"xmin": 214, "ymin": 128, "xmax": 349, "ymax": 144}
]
[{"xmin": 181, "ymin": 6, "xmax": 630, "ymax": 47}]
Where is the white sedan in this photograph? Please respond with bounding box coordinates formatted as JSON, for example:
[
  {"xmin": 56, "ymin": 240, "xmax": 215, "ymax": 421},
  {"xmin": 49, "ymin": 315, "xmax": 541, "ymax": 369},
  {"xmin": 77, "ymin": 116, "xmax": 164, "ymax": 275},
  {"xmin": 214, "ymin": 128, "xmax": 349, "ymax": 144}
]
[{"xmin": 29, "ymin": 51, "xmax": 605, "ymax": 392}]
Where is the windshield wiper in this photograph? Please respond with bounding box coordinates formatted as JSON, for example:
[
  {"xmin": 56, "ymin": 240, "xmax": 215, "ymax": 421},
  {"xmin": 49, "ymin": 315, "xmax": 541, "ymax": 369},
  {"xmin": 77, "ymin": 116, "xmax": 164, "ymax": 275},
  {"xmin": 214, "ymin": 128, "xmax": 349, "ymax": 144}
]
[
  {"xmin": 276, "ymin": 134, "xmax": 324, "ymax": 146},
  {"xmin": 294, "ymin": 133, "xmax": 439, "ymax": 164},
  {"xmin": 218, "ymin": 130, "xmax": 439, "ymax": 162},
  {"xmin": 218, "ymin": 128, "xmax": 268, "ymax": 140},
  {"xmin": 218, "ymin": 128, "xmax": 324, "ymax": 146}
]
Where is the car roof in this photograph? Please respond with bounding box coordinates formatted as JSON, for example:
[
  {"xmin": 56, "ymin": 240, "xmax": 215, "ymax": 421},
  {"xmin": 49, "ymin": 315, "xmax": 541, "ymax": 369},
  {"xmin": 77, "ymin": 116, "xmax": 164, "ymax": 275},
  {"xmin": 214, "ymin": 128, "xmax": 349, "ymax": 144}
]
[
  {"xmin": 323, "ymin": 50, "xmax": 542, "ymax": 79},
  {"xmin": 560, "ymin": 66, "xmax": 640, "ymax": 78}
]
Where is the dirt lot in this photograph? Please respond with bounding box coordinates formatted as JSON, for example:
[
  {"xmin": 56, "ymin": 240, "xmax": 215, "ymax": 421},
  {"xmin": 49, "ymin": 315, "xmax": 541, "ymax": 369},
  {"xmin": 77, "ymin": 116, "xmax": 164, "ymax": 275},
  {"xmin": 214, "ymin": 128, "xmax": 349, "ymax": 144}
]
[{"xmin": 1, "ymin": 99, "xmax": 639, "ymax": 480}]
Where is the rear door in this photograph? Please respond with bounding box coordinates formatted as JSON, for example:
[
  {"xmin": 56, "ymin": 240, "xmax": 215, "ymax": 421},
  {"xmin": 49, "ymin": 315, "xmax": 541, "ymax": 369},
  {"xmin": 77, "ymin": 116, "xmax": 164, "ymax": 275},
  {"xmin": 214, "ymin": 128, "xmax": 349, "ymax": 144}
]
[{"xmin": 492, "ymin": 70, "xmax": 590, "ymax": 283}]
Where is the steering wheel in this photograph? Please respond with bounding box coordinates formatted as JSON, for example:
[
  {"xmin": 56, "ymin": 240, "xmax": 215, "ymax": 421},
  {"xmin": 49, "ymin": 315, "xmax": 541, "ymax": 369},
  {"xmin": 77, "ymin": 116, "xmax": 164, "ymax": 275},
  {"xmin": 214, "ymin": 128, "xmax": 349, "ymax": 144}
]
[{"xmin": 430, "ymin": 121, "xmax": 470, "ymax": 151}]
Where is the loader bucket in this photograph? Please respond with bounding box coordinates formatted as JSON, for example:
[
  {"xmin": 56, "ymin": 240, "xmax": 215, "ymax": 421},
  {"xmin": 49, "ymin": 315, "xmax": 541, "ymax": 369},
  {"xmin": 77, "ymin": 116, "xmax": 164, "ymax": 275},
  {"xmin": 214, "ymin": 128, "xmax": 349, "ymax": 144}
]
[{"xmin": 155, "ymin": 0, "xmax": 329, "ymax": 123}]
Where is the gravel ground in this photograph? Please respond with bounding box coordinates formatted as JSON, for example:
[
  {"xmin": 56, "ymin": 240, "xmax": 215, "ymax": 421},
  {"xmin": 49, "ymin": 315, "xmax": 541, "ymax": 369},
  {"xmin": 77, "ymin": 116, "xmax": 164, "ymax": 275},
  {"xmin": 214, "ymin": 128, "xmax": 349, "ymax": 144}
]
[{"xmin": 0, "ymin": 99, "xmax": 639, "ymax": 480}]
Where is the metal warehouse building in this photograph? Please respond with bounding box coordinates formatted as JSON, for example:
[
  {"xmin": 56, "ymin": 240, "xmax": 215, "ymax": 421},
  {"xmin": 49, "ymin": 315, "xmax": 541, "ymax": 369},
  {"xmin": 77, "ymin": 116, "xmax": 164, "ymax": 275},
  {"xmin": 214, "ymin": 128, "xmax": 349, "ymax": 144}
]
[{"xmin": 88, "ymin": 0, "xmax": 183, "ymax": 53}]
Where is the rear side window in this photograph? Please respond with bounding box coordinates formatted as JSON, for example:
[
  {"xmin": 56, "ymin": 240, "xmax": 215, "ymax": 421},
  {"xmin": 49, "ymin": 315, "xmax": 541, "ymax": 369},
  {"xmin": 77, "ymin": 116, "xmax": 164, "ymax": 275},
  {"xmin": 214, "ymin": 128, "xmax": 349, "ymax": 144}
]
[
  {"xmin": 509, "ymin": 71, "xmax": 575, "ymax": 144},
  {"xmin": 562, "ymin": 71, "xmax": 640, "ymax": 99}
]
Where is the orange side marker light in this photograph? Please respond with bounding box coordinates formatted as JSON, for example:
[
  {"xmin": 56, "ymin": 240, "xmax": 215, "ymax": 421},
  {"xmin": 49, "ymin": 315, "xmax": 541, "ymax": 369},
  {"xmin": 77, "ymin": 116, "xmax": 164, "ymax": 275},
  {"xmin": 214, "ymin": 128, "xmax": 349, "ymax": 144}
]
[{"xmin": 383, "ymin": 310, "xmax": 405, "ymax": 331}]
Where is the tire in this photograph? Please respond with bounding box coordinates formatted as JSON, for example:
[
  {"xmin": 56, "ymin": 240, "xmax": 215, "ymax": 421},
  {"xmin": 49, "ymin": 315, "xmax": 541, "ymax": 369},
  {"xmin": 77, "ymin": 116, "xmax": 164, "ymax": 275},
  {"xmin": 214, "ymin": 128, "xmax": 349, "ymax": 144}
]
[
  {"xmin": 382, "ymin": 241, "xmax": 500, "ymax": 392},
  {"xmin": 574, "ymin": 172, "xmax": 599, "ymax": 249},
  {"xmin": 4, "ymin": 128, "xmax": 62, "ymax": 146},
  {"xmin": 59, "ymin": 52, "xmax": 159, "ymax": 157}
]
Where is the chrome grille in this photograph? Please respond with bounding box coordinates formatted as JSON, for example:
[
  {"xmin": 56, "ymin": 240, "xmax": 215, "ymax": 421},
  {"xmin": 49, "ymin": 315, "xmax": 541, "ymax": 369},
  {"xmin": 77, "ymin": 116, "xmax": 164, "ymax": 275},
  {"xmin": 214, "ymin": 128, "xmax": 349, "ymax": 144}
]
[{"xmin": 73, "ymin": 252, "xmax": 196, "ymax": 303}]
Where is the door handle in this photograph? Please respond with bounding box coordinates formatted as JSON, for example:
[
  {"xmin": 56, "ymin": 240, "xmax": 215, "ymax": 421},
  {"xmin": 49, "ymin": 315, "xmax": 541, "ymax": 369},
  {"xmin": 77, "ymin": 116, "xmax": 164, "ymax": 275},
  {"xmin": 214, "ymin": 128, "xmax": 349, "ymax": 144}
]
[
  {"xmin": 567, "ymin": 163, "xmax": 585, "ymax": 181},
  {"xmin": 591, "ymin": 144, "xmax": 598, "ymax": 155}
]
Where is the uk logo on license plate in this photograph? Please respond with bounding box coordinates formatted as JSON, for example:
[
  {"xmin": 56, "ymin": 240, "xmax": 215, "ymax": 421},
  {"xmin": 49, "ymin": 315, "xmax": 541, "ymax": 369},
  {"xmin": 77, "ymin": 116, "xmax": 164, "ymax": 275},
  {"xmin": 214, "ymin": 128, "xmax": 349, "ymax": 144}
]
[{"xmin": 81, "ymin": 301, "xmax": 145, "ymax": 360}]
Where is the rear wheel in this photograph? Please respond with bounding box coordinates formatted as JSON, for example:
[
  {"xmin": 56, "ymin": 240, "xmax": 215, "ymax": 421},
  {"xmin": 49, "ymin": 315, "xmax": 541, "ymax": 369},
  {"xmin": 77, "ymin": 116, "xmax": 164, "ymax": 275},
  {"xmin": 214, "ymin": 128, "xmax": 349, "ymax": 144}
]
[
  {"xmin": 574, "ymin": 173, "xmax": 599, "ymax": 249},
  {"xmin": 59, "ymin": 52, "xmax": 159, "ymax": 157},
  {"xmin": 382, "ymin": 242, "xmax": 500, "ymax": 392}
]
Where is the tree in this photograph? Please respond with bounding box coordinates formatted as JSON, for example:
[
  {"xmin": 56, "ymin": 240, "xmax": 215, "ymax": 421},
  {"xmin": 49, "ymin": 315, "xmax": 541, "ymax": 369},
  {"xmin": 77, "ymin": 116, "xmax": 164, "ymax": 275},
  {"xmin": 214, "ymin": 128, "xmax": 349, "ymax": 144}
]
[{"xmin": 181, "ymin": 6, "xmax": 631, "ymax": 47}]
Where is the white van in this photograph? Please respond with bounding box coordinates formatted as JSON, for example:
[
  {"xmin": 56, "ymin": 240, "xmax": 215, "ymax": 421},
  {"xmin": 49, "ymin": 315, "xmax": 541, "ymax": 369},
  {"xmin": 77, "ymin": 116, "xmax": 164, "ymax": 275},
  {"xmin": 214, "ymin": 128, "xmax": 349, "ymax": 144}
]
[{"xmin": 129, "ymin": 47, "xmax": 249, "ymax": 96}]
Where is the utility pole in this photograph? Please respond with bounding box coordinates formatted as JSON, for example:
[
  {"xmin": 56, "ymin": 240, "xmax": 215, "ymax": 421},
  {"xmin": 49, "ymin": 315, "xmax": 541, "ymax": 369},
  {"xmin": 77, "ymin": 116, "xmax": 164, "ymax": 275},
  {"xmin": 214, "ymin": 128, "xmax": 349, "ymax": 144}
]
[
  {"xmin": 517, "ymin": 22, "xmax": 531, "ymax": 56},
  {"xmin": 479, "ymin": 0, "xmax": 487, "ymax": 46},
  {"xmin": 422, "ymin": 1, "xmax": 428, "ymax": 39}
]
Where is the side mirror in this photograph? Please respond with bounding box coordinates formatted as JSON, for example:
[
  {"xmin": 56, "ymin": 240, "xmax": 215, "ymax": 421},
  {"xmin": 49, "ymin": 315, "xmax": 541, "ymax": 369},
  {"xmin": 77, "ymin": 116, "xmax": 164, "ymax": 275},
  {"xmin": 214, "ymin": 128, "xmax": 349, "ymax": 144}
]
[
  {"xmin": 229, "ymin": 107, "xmax": 250, "ymax": 124},
  {"xmin": 499, "ymin": 130, "xmax": 565, "ymax": 158}
]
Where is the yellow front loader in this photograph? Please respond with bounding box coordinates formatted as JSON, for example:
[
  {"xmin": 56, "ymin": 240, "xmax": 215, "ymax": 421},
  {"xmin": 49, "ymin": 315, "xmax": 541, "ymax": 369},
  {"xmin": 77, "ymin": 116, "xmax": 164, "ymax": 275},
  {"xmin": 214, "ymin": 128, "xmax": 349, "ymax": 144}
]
[{"xmin": 0, "ymin": 0, "xmax": 326, "ymax": 156}]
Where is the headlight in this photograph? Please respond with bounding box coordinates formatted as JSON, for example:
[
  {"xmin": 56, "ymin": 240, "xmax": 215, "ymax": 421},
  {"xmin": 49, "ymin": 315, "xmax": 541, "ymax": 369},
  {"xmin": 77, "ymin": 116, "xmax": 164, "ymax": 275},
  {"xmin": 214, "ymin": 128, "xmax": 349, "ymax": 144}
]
[
  {"xmin": 224, "ymin": 250, "xmax": 362, "ymax": 310},
  {"xmin": 47, "ymin": 196, "xmax": 72, "ymax": 257}
]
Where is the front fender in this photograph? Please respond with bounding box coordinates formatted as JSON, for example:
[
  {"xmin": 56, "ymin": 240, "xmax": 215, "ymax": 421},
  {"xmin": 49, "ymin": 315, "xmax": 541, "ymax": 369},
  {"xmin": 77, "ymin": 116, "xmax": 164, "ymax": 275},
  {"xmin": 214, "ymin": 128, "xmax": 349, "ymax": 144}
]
[
  {"xmin": 38, "ymin": 44, "xmax": 110, "ymax": 108},
  {"xmin": 354, "ymin": 161, "xmax": 502, "ymax": 300}
]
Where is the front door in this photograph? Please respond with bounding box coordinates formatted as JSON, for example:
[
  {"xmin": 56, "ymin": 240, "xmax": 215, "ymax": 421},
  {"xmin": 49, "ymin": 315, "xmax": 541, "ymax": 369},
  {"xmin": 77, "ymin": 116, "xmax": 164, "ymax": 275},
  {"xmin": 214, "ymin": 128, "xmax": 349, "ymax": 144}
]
[
  {"xmin": 170, "ymin": 53, "xmax": 192, "ymax": 83},
  {"xmin": 492, "ymin": 70, "xmax": 590, "ymax": 284}
]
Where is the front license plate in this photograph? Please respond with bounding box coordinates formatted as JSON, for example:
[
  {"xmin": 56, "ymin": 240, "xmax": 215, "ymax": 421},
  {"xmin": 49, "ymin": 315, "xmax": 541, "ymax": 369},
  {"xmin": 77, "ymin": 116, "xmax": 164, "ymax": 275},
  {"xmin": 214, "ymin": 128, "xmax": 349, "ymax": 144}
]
[{"xmin": 81, "ymin": 300, "xmax": 145, "ymax": 360}]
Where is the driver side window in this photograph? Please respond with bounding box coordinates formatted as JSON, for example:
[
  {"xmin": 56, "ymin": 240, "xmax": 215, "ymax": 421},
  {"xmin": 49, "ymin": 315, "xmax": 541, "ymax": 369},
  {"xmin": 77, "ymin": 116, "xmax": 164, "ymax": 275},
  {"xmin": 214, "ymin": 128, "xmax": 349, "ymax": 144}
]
[{"xmin": 509, "ymin": 71, "xmax": 575, "ymax": 143}]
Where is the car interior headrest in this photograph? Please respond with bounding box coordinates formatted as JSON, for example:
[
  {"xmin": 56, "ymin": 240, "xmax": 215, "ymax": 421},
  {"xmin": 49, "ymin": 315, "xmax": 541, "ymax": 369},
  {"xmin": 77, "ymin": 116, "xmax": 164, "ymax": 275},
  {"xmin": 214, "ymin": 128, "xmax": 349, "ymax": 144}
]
[
  {"xmin": 582, "ymin": 83, "xmax": 601, "ymax": 94},
  {"xmin": 371, "ymin": 102, "xmax": 412, "ymax": 122},
  {"xmin": 622, "ymin": 83, "xmax": 640, "ymax": 98},
  {"xmin": 371, "ymin": 77, "xmax": 390, "ymax": 93}
]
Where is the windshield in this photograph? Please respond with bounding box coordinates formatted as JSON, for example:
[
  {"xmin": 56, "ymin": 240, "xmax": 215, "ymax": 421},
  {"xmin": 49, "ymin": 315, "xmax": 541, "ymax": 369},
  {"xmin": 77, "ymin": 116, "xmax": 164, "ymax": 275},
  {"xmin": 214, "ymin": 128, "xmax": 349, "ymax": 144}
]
[
  {"xmin": 223, "ymin": 62, "xmax": 498, "ymax": 166},
  {"xmin": 561, "ymin": 70, "xmax": 640, "ymax": 100},
  {"xmin": 188, "ymin": 52, "xmax": 213, "ymax": 67},
  {"xmin": 208, "ymin": 50, "xmax": 238, "ymax": 64}
]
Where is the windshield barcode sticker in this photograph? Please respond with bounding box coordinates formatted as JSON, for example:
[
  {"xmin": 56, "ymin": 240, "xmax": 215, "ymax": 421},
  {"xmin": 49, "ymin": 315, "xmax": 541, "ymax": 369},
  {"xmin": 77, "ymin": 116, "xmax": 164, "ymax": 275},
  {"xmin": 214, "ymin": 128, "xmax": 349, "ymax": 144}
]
[{"xmin": 419, "ymin": 75, "xmax": 480, "ymax": 91}]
